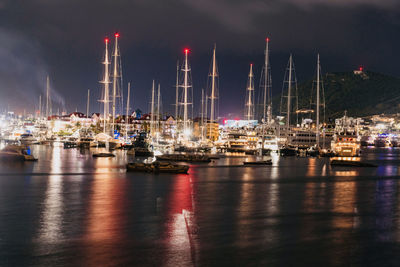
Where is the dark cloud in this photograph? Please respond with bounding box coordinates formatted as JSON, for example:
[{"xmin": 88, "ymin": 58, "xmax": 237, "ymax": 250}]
[{"xmin": 0, "ymin": 0, "xmax": 399, "ymax": 117}]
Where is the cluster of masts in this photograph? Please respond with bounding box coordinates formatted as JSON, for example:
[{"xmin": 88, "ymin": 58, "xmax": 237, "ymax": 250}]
[
  {"xmin": 98, "ymin": 33, "xmax": 221, "ymax": 142},
  {"xmin": 36, "ymin": 33, "xmax": 324, "ymax": 148},
  {"xmin": 97, "ymin": 34, "xmax": 325, "ymax": 145},
  {"xmin": 100, "ymin": 33, "xmax": 124, "ymax": 135}
]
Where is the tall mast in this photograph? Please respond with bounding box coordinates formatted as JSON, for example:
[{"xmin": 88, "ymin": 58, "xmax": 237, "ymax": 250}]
[
  {"xmin": 209, "ymin": 44, "xmax": 218, "ymax": 140},
  {"xmin": 210, "ymin": 45, "xmax": 217, "ymax": 125},
  {"xmin": 157, "ymin": 83, "xmax": 161, "ymax": 136},
  {"xmin": 46, "ymin": 76, "xmax": 50, "ymax": 118},
  {"xmin": 150, "ymin": 80, "xmax": 155, "ymax": 137},
  {"xmin": 111, "ymin": 32, "xmax": 120, "ymax": 133},
  {"xmin": 86, "ymin": 89, "xmax": 90, "ymax": 119},
  {"xmin": 175, "ymin": 60, "xmax": 179, "ymax": 122},
  {"xmin": 201, "ymin": 88, "xmax": 205, "ymax": 142},
  {"xmin": 126, "ymin": 82, "xmax": 130, "ymax": 138},
  {"xmin": 101, "ymin": 37, "xmax": 111, "ymax": 133},
  {"xmin": 182, "ymin": 48, "xmax": 191, "ymax": 137},
  {"xmin": 245, "ymin": 64, "xmax": 255, "ymax": 121},
  {"xmin": 286, "ymin": 55, "xmax": 293, "ymax": 133},
  {"xmin": 316, "ymin": 54, "xmax": 320, "ymax": 148},
  {"xmin": 264, "ymin": 37, "xmax": 272, "ymax": 125},
  {"xmin": 39, "ymin": 95, "xmax": 41, "ymax": 119},
  {"xmin": 261, "ymin": 37, "xmax": 271, "ymax": 154}
]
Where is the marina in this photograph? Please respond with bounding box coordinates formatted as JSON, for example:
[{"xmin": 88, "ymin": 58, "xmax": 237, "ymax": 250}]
[{"xmin": 1, "ymin": 0, "xmax": 400, "ymax": 265}]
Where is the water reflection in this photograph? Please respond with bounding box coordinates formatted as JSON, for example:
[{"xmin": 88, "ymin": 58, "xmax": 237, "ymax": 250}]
[
  {"xmin": 4, "ymin": 145, "xmax": 400, "ymax": 266},
  {"xmin": 83, "ymin": 173, "xmax": 127, "ymax": 266},
  {"xmin": 236, "ymin": 170, "xmax": 256, "ymax": 248},
  {"xmin": 306, "ymin": 158, "xmax": 317, "ymax": 177},
  {"xmin": 37, "ymin": 145, "xmax": 63, "ymax": 244},
  {"xmin": 332, "ymin": 181, "xmax": 357, "ymax": 229},
  {"xmin": 375, "ymin": 179, "xmax": 396, "ymax": 242},
  {"xmin": 164, "ymin": 173, "xmax": 194, "ymax": 267}
]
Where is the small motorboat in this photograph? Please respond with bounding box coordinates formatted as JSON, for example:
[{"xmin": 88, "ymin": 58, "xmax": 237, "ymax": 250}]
[
  {"xmin": 156, "ymin": 154, "xmax": 211, "ymax": 163},
  {"xmin": 126, "ymin": 161, "xmax": 189, "ymax": 174},
  {"xmin": 243, "ymin": 160, "xmax": 272, "ymax": 165},
  {"xmin": 280, "ymin": 147, "xmax": 297, "ymax": 156},
  {"xmin": 330, "ymin": 159, "xmax": 377, "ymax": 167},
  {"xmin": 93, "ymin": 152, "xmax": 115, "ymax": 158},
  {"xmin": 19, "ymin": 133, "xmax": 38, "ymax": 145},
  {"xmin": 0, "ymin": 145, "xmax": 37, "ymax": 161}
]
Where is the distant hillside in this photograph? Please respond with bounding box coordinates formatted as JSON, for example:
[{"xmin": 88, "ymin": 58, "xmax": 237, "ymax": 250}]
[{"xmin": 273, "ymin": 71, "xmax": 400, "ymax": 119}]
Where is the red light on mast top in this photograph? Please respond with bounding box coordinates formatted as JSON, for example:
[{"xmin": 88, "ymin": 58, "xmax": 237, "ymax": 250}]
[
  {"xmin": 115, "ymin": 32, "xmax": 120, "ymax": 38},
  {"xmin": 105, "ymin": 38, "xmax": 109, "ymax": 43},
  {"xmin": 359, "ymin": 66, "xmax": 363, "ymax": 71},
  {"xmin": 266, "ymin": 37, "xmax": 270, "ymax": 42},
  {"xmin": 184, "ymin": 48, "xmax": 190, "ymax": 54}
]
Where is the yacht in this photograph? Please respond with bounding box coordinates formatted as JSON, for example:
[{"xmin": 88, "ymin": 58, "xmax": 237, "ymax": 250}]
[
  {"xmin": 226, "ymin": 131, "xmax": 248, "ymax": 152},
  {"xmin": 331, "ymin": 115, "xmax": 361, "ymax": 157},
  {"xmin": 19, "ymin": 133, "xmax": 38, "ymax": 145}
]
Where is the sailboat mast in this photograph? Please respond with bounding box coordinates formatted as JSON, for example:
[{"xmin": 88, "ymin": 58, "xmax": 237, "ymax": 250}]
[
  {"xmin": 245, "ymin": 64, "xmax": 254, "ymax": 121},
  {"xmin": 201, "ymin": 88, "xmax": 205, "ymax": 142},
  {"xmin": 102, "ymin": 37, "xmax": 111, "ymax": 133},
  {"xmin": 261, "ymin": 38, "xmax": 271, "ymax": 153},
  {"xmin": 175, "ymin": 60, "xmax": 179, "ymax": 122},
  {"xmin": 316, "ymin": 54, "xmax": 320, "ymax": 148},
  {"xmin": 183, "ymin": 48, "xmax": 190, "ymax": 136},
  {"xmin": 86, "ymin": 89, "xmax": 90, "ymax": 119},
  {"xmin": 157, "ymin": 83, "xmax": 161, "ymax": 135},
  {"xmin": 209, "ymin": 44, "xmax": 217, "ymax": 139},
  {"xmin": 46, "ymin": 76, "xmax": 49, "ymax": 118},
  {"xmin": 264, "ymin": 38, "xmax": 272, "ymax": 125},
  {"xmin": 286, "ymin": 55, "xmax": 293, "ymax": 133},
  {"xmin": 126, "ymin": 82, "xmax": 130, "ymax": 138},
  {"xmin": 150, "ymin": 80, "xmax": 155, "ymax": 136},
  {"xmin": 210, "ymin": 44, "xmax": 217, "ymax": 126},
  {"xmin": 39, "ymin": 95, "xmax": 42, "ymax": 119},
  {"xmin": 112, "ymin": 33, "xmax": 120, "ymax": 133}
]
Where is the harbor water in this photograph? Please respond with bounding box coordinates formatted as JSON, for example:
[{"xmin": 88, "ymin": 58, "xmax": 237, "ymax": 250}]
[{"xmin": 1, "ymin": 145, "xmax": 400, "ymax": 266}]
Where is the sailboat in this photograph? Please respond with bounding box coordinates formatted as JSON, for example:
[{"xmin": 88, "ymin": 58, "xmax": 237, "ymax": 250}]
[
  {"xmin": 94, "ymin": 34, "xmax": 119, "ymax": 151},
  {"xmin": 173, "ymin": 48, "xmax": 195, "ymax": 153},
  {"xmin": 108, "ymin": 32, "xmax": 125, "ymax": 149},
  {"xmin": 279, "ymin": 54, "xmax": 298, "ymax": 156},
  {"xmin": 207, "ymin": 44, "xmax": 219, "ymax": 143},
  {"xmin": 122, "ymin": 82, "xmax": 132, "ymax": 147},
  {"xmin": 178, "ymin": 48, "xmax": 193, "ymax": 143},
  {"xmin": 258, "ymin": 38, "xmax": 278, "ymax": 155},
  {"xmin": 280, "ymin": 54, "xmax": 333, "ymax": 155}
]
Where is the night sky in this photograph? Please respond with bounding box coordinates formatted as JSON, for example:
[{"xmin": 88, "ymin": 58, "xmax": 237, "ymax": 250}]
[{"xmin": 0, "ymin": 0, "xmax": 399, "ymax": 118}]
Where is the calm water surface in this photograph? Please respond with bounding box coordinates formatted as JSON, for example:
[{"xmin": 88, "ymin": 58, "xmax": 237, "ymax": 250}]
[{"xmin": 1, "ymin": 144, "xmax": 400, "ymax": 266}]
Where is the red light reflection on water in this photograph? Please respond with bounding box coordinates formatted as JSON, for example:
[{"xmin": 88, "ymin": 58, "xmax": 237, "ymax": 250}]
[
  {"xmin": 163, "ymin": 172, "xmax": 194, "ymax": 266},
  {"xmin": 83, "ymin": 173, "xmax": 127, "ymax": 266}
]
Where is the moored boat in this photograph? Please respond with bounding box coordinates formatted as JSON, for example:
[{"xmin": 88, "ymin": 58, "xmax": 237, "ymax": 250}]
[
  {"xmin": 93, "ymin": 152, "xmax": 115, "ymax": 157},
  {"xmin": 330, "ymin": 159, "xmax": 377, "ymax": 167},
  {"xmin": 126, "ymin": 161, "xmax": 189, "ymax": 174},
  {"xmin": 156, "ymin": 154, "xmax": 211, "ymax": 162},
  {"xmin": 0, "ymin": 145, "xmax": 37, "ymax": 161},
  {"xmin": 243, "ymin": 160, "xmax": 272, "ymax": 165}
]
